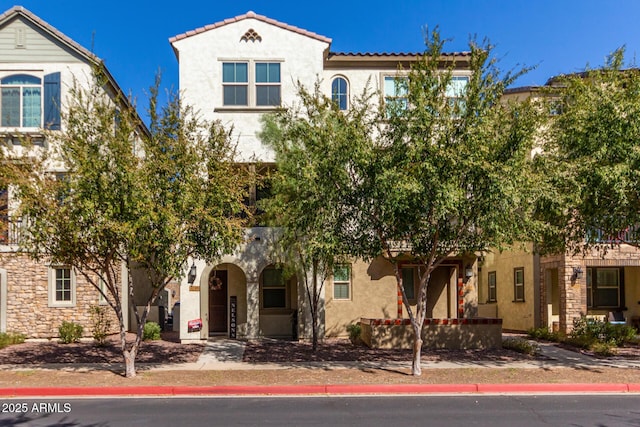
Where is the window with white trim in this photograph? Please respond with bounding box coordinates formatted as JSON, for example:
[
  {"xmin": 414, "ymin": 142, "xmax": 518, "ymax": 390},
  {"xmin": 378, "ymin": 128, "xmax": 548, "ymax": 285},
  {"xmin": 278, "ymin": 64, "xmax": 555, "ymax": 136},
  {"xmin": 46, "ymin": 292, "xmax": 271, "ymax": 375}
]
[
  {"xmin": 98, "ymin": 277, "xmax": 108, "ymax": 305},
  {"xmin": 333, "ymin": 264, "xmax": 351, "ymax": 300},
  {"xmin": 222, "ymin": 62, "xmax": 281, "ymax": 107},
  {"xmin": 383, "ymin": 75, "xmax": 408, "ymax": 113},
  {"xmin": 48, "ymin": 266, "xmax": 76, "ymax": 307},
  {"xmin": 514, "ymin": 267, "xmax": 525, "ymax": 302},
  {"xmin": 1, "ymin": 74, "xmax": 41, "ymax": 127},
  {"xmin": 487, "ymin": 271, "xmax": 497, "ymax": 303},
  {"xmin": 255, "ymin": 63, "xmax": 280, "ymax": 106},
  {"xmin": 222, "ymin": 62, "xmax": 248, "ymax": 106},
  {"xmin": 0, "ymin": 72, "xmax": 60, "ymax": 129},
  {"xmin": 331, "ymin": 77, "xmax": 348, "ymax": 110},
  {"xmin": 261, "ymin": 267, "xmax": 287, "ymax": 309}
]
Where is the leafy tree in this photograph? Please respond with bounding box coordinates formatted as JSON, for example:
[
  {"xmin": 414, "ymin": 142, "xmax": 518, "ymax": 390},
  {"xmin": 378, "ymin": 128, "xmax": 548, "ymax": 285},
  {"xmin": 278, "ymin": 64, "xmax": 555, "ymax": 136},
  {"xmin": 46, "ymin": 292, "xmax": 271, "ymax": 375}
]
[
  {"xmin": 538, "ymin": 48, "xmax": 640, "ymax": 253},
  {"xmin": 16, "ymin": 69, "xmax": 251, "ymax": 377},
  {"xmin": 346, "ymin": 31, "xmax": 540, "ymax": 376},
  {"xmin": 262, "ymin": 30, "xmax": 541, "ymax": 376},
  {"xmin": 260, "ymin": 83, "xmax": 375, "ymax": 350}
]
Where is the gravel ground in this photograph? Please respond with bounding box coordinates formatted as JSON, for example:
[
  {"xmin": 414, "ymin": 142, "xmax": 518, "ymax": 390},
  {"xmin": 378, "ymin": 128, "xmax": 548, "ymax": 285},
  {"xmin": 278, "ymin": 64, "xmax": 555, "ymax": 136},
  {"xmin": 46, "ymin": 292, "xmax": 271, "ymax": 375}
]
[{"xmin": 0, "ymin": 334, "xmax": 639, "ymax": 388}]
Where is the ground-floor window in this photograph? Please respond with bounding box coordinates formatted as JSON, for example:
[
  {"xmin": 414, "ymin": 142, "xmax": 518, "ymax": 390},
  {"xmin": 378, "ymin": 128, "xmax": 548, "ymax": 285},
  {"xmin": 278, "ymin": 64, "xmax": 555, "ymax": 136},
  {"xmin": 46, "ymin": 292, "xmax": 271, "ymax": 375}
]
[
  {"xmin": 261, "ymin": 267, "xmax": 287, "ymax": 309},
  {"xmin": 332, "ymin": 264, "xmax": 351, "ymax": 300},
  {"xmin": 587, "ymin": 267, "xmax": 623, "ymax": 309},
  {"xmin": 513, "ymin": 267, "xmax": 524, "ymax": 302},
  {"xmin": 487, "ymin": 271, "xmax": 497, "ymax": 302},
  {"xmin": 48, "ymin": 266, "xmax": 75, "ymax": 307}
]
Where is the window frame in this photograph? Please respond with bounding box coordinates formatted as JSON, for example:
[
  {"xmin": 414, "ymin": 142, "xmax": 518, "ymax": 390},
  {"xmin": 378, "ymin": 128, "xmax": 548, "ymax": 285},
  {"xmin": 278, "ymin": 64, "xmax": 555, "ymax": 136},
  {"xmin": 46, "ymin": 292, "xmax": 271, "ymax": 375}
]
[
  {"xmin": 254, "ymin": 62, "xmax": 281, "ymax": 106},
  {"xmin": 587, "ymin": 267, "xmax": 624, "ymax": 309},
  {"xmin": 400, "ymin": 265, "xmax": 417, "ymax": 302},
  {"xmin": 332, "ymin": 264, "xmax": 351, "ymax": 300},
  {"xmin": 48, "ymin": 266, "xmax": 76, "ymax": 307},
  {"xmin": 220, "ymin": 60, "xmax": 283, "ymax": 108},
  {"xmin": 222, "ymin": 62, "xmax": 249, "ymax": 106},
  {"xmin": 261, "ymin": 266, "xmax": 288, "ymax": 309},
  {"xmin": 487, "ymin": 271, "xmax": 497, "ymax": 303},
  {"xmin": 382, "ymin": 74, "xmax": 408, "ymax": 114},
  {"xmin": 513, "ymin": 267, "xmax": 525, "ymax": 302},
  {"xmin": 331, "ymin": 76, "xmax": 349, "ymax": 110},
  {"xmin": 0, "ymin": 74, "xmax": 43, "ymax": 129}
]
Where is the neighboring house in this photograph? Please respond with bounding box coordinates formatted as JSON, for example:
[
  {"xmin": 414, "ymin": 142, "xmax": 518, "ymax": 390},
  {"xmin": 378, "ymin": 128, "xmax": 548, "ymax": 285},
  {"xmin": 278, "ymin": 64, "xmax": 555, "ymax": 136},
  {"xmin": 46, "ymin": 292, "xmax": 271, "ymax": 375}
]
[
  {"xmin": 478, "ymin": 85, "xmax": 640, "ymax": 334},
  {"xmin": 0, "ymin": 6, "xmax": 131, "ymax": 338},
  {"xmin": 169, "ymin": 11, "xmax": 480, "ymax": 343}
]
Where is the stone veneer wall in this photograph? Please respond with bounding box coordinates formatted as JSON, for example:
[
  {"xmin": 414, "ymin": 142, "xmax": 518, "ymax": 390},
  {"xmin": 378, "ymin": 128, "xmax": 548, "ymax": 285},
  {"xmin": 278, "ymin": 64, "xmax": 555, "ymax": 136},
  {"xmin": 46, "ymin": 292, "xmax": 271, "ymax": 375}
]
[{"xmin": 1, "ymin": 253, "xmax": 120, "ymax": 339}]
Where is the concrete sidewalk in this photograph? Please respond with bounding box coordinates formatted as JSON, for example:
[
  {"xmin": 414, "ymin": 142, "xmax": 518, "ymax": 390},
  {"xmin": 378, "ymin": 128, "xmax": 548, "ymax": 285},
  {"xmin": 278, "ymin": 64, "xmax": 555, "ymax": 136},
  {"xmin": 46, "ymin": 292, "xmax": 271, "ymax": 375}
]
[{"xmin": 157, "ymin": 337, "xmax": 640, "ymax": 371}]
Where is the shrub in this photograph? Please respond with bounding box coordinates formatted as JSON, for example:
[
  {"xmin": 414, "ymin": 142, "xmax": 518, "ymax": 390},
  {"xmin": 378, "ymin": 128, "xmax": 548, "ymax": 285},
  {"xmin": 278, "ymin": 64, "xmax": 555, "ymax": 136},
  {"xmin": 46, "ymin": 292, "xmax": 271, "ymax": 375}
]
[
  {"xmin": 0, "ymin": 332, "xmax": 25, "ymax": 349},
  {"xmin": 58, "ymin": 321, "xmax": 83, "ymax": 344},
  {"xmin": 502, "ymin": 337, "xmax": 539, "ymax": 356},
  {"xmin": 346, "ymin": 323, "xmax": 362, "ymax": 345},
  {"xmin": 591, "ymin": 340, "xmax": 617, "ymax": 357},
  {"xmin": 143, "ymin": 321, "xmax": 161, "ymax": 341},
  {"xmin": 570, "ymin": 315, "xmax": 637, "ymax": 347},
  {"xmin": 90, "ymin": 305, "xmax": 112, "ymax": 346},
  {"xmin": 527, "ymin": 327, "xmax": 559, "ymax": 342}
]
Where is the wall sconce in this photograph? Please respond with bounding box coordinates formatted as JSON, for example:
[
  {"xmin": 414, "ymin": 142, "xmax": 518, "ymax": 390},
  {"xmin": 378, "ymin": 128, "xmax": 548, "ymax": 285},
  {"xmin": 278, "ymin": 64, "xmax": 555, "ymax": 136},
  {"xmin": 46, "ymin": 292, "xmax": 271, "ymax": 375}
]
[
  {"xmin": 571, "ymin": 266, "xmax": 583, "ymax": 281},
  {"xmin": 465, "ymin": 264, "xmax": 473, "ymax": 280},
  {"xmin": 187, "ymin": 263, "xmax": 197, "ymax": 284}
]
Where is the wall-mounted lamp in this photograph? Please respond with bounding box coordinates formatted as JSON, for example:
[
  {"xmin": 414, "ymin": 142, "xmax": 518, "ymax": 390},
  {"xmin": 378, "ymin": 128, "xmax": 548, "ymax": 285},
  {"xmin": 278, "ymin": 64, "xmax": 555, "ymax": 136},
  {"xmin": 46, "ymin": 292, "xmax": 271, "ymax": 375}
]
[
  {"xmin": 465, "ymin": 264, "xmax": 473, "ymax": 280},
  {"xmin": 187, "ymin": 263, "xmax": 197, "ymax": 284},
  {"xmin": 571, "ymin": 266, "xmax": 583, "ymax": 281}
]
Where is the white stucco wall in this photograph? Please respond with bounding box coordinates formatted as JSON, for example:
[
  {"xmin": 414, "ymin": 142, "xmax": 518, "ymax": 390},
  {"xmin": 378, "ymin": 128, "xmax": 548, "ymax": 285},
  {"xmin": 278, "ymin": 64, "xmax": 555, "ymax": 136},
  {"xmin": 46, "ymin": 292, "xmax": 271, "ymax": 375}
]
[{"xmin": 172, "ymin": 18, "xmax": 330, "ymax": 162}]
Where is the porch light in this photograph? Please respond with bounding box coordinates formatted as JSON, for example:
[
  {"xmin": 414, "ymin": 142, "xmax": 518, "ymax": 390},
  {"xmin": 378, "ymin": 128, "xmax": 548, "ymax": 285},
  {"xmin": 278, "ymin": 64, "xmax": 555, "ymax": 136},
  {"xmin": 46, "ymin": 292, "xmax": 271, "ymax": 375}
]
[
  {"xmin": 571, "ymin": 266, "xmax": 583, "ymax": 281},
  {"xmin": 187, "ymin": 263, "xmax": 197, "ymax": 284},
  {"xmin": 465, "ymin": 264, "xmax": 473, "ymax": 279}
]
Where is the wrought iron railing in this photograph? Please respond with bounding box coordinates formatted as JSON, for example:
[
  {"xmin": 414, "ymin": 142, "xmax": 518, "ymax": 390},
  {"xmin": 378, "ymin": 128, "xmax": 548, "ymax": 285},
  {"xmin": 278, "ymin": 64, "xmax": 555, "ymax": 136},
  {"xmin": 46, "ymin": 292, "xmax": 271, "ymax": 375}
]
[
  {"xmin": 588, "ymin": 226, "xmax": 640, "ymax": 244},
  {"xmin": 0, "ymin": 216, "xmax": 23, "ymax": 245}
]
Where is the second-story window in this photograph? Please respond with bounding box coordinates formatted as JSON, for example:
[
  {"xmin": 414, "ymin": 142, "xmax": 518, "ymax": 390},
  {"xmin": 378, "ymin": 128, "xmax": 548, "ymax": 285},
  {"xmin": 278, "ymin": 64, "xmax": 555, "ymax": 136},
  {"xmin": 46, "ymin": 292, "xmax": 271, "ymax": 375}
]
[
  {"xmin": 383, "ymin": 75, "xmax": 408, "ymax": 114},
  {"xmin": 255, "ymin": 63, "xmax": 280, "ymax": 106},
  {"xmin": 222, "ymin": 62, "xmax": 248, "ymax": 106},
  {"xmin": 331, "ymin": 77, "xmax": 348, "ymax": 110},
  {"xmin": 1, "ymin": 74, "xmax": 41, "ymax": 127}
]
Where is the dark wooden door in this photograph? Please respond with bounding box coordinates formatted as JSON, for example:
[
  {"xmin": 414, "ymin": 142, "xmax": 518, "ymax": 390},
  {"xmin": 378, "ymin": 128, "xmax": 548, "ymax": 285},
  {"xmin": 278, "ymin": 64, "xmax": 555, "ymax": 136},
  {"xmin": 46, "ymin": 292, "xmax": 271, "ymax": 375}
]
[{"xmin": 208, "ymin": 270, "xmax": 228, "ymax": 333}]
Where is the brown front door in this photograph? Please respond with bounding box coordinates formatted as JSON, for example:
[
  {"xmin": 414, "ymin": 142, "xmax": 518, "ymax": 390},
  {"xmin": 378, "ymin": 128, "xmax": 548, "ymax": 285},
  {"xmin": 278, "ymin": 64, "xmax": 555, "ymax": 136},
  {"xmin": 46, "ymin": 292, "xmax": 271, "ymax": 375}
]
[{"xmin": 209, "ymin": 270, "xmax": 228, "ymax": 333}]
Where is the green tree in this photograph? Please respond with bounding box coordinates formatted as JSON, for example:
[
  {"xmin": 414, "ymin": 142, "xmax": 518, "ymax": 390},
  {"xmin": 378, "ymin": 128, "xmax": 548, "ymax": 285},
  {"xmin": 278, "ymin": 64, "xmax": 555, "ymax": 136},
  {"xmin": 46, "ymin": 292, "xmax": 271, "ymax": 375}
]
[
  {"xmin": 260, "ymin": 83, "xmax": 376, "ymax": 350},
  {"xmin": 349, "ymin": 31, "xmax": 540, "ymax": 376},
  {"xmin": 262, "ymin": 30, "xmax": 541, "ymax": 376},
  {"xmin": 538, "ymin": 48, "xmax": 640, "ymax": 253},
  {"xmin": 16, "ymin": 70, "xmax": 251, "ymax": 377}
]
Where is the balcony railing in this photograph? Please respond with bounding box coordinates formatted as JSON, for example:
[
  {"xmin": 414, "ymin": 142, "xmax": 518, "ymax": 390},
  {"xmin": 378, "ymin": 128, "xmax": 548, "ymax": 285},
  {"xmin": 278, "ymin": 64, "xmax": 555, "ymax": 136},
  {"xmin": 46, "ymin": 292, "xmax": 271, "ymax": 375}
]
[
  {"xmin": 588, "ymin": 226, "xmax": 639, "ymax": 244},
  {"xmin": 0, "ymin": 216, "xmax": 24, "ymax": 245}
]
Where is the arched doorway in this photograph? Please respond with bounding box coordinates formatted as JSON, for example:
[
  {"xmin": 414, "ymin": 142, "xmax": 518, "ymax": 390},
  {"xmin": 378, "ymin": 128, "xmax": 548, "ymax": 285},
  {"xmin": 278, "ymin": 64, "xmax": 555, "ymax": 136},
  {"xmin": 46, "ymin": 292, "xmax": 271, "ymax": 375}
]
[{"xmin": 208, "ymin": 269, "xmax": 228, "ymax": 334}]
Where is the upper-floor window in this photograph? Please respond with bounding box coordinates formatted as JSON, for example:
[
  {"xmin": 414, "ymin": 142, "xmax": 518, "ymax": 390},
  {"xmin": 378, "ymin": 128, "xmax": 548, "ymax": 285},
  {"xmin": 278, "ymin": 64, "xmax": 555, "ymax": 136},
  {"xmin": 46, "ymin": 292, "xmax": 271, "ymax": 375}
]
[
  {"xmin": 222, "ymin": 62, "xmax": 248, "ymax": 106},
  {"xmin": 255, "ymin": 63, "xmax": 280, "ymax": 106},
  {"xmin": 513, "ymin": 267, "xmax": 525, "ymax": 302},
  {"xmin": 383, "ymin": 75, "xmax": 408, "ymax": 113},
  {"xmin": 331, "ymin": 77, "xmax": 348, "ymax": 110},
  {"xmin": 222, "ymin": 62, "xmax": 280, "ymax": 107},
  {"xmin": 446, "ymin": 76, "xmax": 469, "ymax": 112},
  {"xmin": 0, "ymin": 72, "xmax": 60, "ymax": 130},
  {"xmin": 1, "ymin": 74, "xmax": 41, "ymax": 127}
]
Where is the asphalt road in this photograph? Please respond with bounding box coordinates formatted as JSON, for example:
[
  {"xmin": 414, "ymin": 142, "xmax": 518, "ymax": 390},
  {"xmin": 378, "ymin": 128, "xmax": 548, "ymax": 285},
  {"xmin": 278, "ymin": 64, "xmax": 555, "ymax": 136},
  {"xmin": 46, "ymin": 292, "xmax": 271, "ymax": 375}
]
[{"xmin": 0, "ymin": 395, "xmax": 639, "ymax": 426}]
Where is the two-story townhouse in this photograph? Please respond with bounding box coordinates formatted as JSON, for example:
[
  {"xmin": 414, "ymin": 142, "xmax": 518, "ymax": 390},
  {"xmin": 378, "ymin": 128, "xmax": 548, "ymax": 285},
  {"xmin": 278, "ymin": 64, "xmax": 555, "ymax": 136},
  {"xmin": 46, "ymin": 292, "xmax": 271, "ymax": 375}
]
[
  {"xmin": 169, "ymin": 11, "xmax": 480, "ymax": 343},
  {"xmin": 478, "ymin": 85, "xmax": 640, "ymax": 334},
  {"xmin": 0, "ymin": 6, "xmax": 131, "ymax": 338}
]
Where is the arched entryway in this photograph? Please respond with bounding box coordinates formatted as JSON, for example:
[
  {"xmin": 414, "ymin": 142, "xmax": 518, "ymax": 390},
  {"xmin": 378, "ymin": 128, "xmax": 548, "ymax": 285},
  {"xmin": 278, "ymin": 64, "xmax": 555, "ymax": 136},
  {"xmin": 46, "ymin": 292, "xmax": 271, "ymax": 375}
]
[{"xmin": 202, "ymin": 263, "xmax": 247, "ymax": 337}]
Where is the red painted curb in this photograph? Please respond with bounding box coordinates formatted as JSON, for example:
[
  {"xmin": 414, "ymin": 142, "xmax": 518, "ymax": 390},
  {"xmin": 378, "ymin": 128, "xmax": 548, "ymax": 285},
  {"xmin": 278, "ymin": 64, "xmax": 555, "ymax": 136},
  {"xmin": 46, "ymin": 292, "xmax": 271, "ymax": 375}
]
[
  {"xmin": 0, "ymin": 383, "xmax": 638, "ymax": 397},
  {"xmin": 476, "ymin": 383, "xmax": 630, "ymax": 393}
]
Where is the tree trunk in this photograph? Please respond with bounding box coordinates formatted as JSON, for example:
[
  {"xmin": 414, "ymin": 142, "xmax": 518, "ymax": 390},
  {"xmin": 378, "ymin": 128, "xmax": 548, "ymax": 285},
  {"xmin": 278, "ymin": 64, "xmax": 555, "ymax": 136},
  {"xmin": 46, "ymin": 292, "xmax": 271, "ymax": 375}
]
[
  {"xmin": 411, "ymin": 322, "xmax": 422, "ymax": 376},
  {"xmin": 311, "ymin": 260, "xmax": 318, "ymax": 352},
  {"xmin": 123, "ymin": 347, "xmax": 138, "ymax": 378}
]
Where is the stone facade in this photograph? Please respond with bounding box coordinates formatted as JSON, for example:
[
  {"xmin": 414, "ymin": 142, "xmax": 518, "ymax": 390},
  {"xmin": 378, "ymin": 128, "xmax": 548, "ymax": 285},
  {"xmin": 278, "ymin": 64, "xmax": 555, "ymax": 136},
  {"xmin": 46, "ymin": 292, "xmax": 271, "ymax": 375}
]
[{"xmin": 0, "ymin": 253, "xmax": 120, "ymax": 339}]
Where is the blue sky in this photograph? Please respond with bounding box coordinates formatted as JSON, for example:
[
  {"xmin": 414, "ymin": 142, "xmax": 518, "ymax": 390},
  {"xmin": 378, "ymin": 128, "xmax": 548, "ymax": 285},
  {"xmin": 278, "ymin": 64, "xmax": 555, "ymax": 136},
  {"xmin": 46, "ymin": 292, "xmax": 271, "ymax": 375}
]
[{"xmin": 5, "ymin": 0, "xmax": 640, "ymax": 114}]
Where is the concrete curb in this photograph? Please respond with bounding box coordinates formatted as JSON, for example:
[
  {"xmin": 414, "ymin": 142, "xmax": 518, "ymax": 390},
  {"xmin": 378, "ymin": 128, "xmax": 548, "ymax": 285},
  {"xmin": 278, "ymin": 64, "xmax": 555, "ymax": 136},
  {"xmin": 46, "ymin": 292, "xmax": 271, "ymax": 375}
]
[{"xmin": 1, "ymin": 383, "xmax": 639, "ymax": 397}]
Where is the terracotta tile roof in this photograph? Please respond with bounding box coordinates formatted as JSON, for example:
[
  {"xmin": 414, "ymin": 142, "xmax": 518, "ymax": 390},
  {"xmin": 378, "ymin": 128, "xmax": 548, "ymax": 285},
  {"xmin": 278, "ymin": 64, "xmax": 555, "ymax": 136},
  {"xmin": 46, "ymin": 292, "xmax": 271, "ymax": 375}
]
[
  {"xmin": 169, "ymin": 11, "xmax": 332, "ymax": 45},
  {"xmin": 0, "ymin": 6, "xmax": 98, "ymax": 62},
  {"xmin": 327, "ymin": 51, "xmax": 471, "ymax": 58}
]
